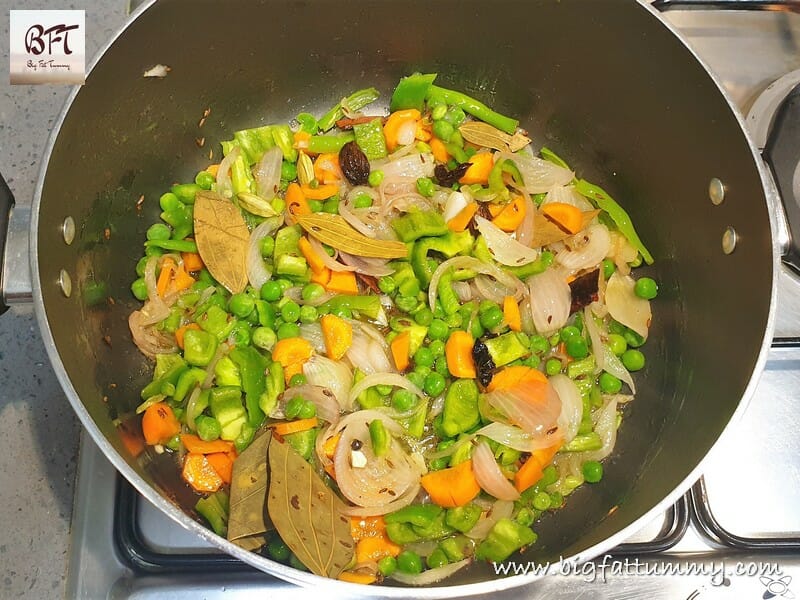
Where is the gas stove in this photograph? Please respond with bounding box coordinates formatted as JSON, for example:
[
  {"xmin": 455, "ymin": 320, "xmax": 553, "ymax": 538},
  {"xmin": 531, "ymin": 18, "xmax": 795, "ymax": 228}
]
[{"xmin": 65, "ymin": 7, "xmax": 800, "ymax": 599}]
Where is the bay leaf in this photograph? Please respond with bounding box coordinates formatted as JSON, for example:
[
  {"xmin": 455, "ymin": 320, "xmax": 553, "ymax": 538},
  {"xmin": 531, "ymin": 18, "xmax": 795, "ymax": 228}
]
[
  {"xmin": 459, "ymin": 121, "xmax": 531, "ymax": 153},
  {"xmin": 194, "ymin": 190, "xmax": 250, "ymax": 293},
  {"xmin": 296, "ymin": 213, "xmax": 407, "ymax": 259},
  {"xmin": 267, "ymin": 436, "xmax": 354, "ymax": 578},
  {"xmin": 532, "ymin": 209, "xmax": 600, "ymax": 247},
  {"xmin": 227, "ymin": 430, "xmax": 273, "ymax": 551}
]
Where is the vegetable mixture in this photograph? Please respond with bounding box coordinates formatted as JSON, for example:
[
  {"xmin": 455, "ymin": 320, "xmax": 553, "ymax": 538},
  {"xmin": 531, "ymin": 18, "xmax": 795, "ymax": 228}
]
[{"xmin": 128, "ymin": 73, "xmax": 657, "ymax": 585}]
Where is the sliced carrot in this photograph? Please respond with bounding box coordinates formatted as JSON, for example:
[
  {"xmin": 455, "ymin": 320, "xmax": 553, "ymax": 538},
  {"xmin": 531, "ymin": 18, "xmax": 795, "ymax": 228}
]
[
  {"xmin": 206, "ymin": 164, "xmax": 219, "ymax": 177},
  {"xmin": 492, "ymin": 195, "xmax": 526, "ymax": 232},
  {"xmin": 326, "ymin": 270, "xmax": 359, "ymax": 295},
  {"xmin": 301, "ymin": 183, "xmax": 340, "ymax": 201},
  {"xmin": 421, "ymin": 459, "xmax": 481, "ymax": 507},
  {"xmin": 171, "ymin": 264, "xmax": 195, "ymax": 293},
  {"xmin": 350, "ymin": 515, "xmax": 386, "ymax": 542},
  {"xmin": 298, "ymin": 236, "xmax": 327, "ymax": 274},
  {"xmin": 514, "ymin": 444, "xmax": 562, "ymax": 493},
  {"xmin": 293, "ymin": 130, "xmax": 311, "ymax": 151},
  {"xmin": 390, "ymin": 330, "xmax": 411, "ymax": 372},
  {"xmin": 141, "ymin": 402, "xmax": 181, "ymax": 445},
  {"xmin": 383, "ymin": 109, "xmax": 421, "ymax": 152},
  {"xmin": 487, "ymin": 365, "xmax": 547, "ymax": 392},
  {"xmin": 181, "ymin": 251, "xmax": 204, "ymax": 272},
  {"xmin": 180, "ymin": 433, "xmax": 235, "ymax": 455},
  {"xmin": 314, "ymin": 153, "xmax": 343, "ymax": 184},
  {"xmin": 206, "ymin": 452, "xmax": 234, "ymax": 485},
  {"xmin": 321, "ymin": 314, "xmax": 353, "ymax": 360},
  {"xmin": 271, "ymin": 417, "xmax": 319, "ymax": 436},
  {"xmin": 447, "ymin": 202, "xmax": 478, "ymax": 232},
  {"xmin": 310, "ymin": 265, "xmax": 332, "ymax": 286},
  {"xmin": 338, "ymin": 571, "xmax": 377, "ymax": 585},
  {"xmin": 503, "ymin": 295, "xmax": 522, "ymax": 332},
  {"xmin": 541, "ymin": 202, "xmax": 583, "ymax": 234},
  {"xmin": 272, "ymin": 337, "xmax": 313, "ymax": 384},
  {"xmin": 286, "ymin": 182, "xmax": 311, "ymax": 217},
  {"xmin": 430, "ymin": 137, "xmax": 450, "ymax": 164},
  {"xmin": 182, "ymin": 452, "xmax": 223, "ymax": 493},
  {"xmin": 445, "ymin": 331, "xmax": 476, "ymax": 379},
  {"xmin": 458, "ymin": 152, "xmax": 494, "ymax": 185},
  {"xmin": 175, "ymin": 323, "xmax": 201, "ymax": 350},
  {"xmin": 156, "ymin": 258, "xmax": 176, "ymax": 297},
  {"xmin": 323, "ymin": 433, "xmax": 341, "ymax": 460},
  {"xmin": 356, "ymin": 535, "xmax": 401, "ymax": 564},
  {"xmin": 487, "ymin": 202, "xmax": 505, "ymax": 218}
]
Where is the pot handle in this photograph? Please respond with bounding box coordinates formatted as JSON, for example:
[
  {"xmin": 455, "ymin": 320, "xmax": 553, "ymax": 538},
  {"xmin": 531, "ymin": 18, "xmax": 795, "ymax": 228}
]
[
  {"xmin": 653, "ymin": 0, "xmax": 800, "ymax": 11},
  {"xmin": 0, "ymin": 174, "xmax": 32, "ymax": 313}
]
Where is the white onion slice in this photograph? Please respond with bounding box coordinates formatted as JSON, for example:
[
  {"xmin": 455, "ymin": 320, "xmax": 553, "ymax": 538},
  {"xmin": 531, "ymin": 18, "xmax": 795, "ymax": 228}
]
[
  {"xmin": 452, "ymin": 281, "xmax": 472, "ymax": 302},
  {"xmin": 283, "ymin": 384, "xmax": 340, "ymax": 424},
  {"xmin": 215, "ymin": 145, "xmax": 240, "ymax": 198},
  {"xmin": 128, "ymin": 310, "xmax": 177, "ymax": 358},
  {"xmin": 472, "ymin": 441, "xmax": 520, "ymax": 501},
  {"xmin": 543, "ymin": 184, "xmax": 594, "ymax": 211},
  {"xmin": 338, "ymin": 252, "xmax": 394, "ymax": 276},
  {"xmin": 497, "ymin": 151, "xmax": 574, "ymax": 194},
  {"xmin": 246, "ymin": 216, "xmax": 283, "ymax": 290},
  {"xmin": 556, "ymin": 224, "xmax": 611, "ymax": 272},
  {"xmin": 527, "ymin": 268, "xmax": 571, "ymax": 335},
  {"xmin": 443, "ymin": 191, "xmax": 469, "ymax": 222},
  {"xmin": 298, "ymin": 322, "xmax": 326, "ymax": 354},
  {"xmin": 583, "ymin": 305, "xmax": 605, "ymax": 372},
  {"xmin": 476, "ymin": 215, "xmax": 540, "ymax": 266},
  {"xmin": 346, "ymin": 331, "xmax": 395, "ymax": 375},
  {"xmin": 601, "ymin": 344, "xmax": 636, "ymax": 393},
  {"xmin": 428, "ymin": 256, "xmax": 525, "ymax": 311},
  {"xmin": 473, "ymin": 275, "xmax": 511, "ymax": 304},
  {"xmin": 605, "ymin": 272, "xmax": 652, "ymax": 338},
  {"xmin": 138, "ymin": 255, "xmax": 172, "ymax": 326},
  {"xmin": 516, "ymin": 194, "xmax": 536, "ymax": 247},
  {"xmin": 550, "ymin": 374, "xmax": 583, "ymax": 445},
  {"xmin": 475, "ymin": 422, "xmax": 558, "ymax": 452},
  {"xmin": 482, "ymin": 378, "xmax": 562, "ymax": 438},
  {"xmin": 466, "ymin": 500, "xmax": 514, "ymax": 540},
  {"xmin": 396, "ymin": 120, "xmax": 417, "ymax": 147},
  {"xmin": 253, "ymin": 146, "xmax": 282, "ymax": 199},
  {"xmin": 371, "ymin": 152, "xmax": 435, "ymax": 180},
  {"xmin": 307, "ymin": 236, "xmax": 353, "ymax": 272},
  {"xmin": 390, "ymin": 559, "xmax": 471, "ymax": 585},
  {"xmin": 303, "ymin": 355, "xmax": 353, "ymax": 411},
  {"xmin": 347, "ymin": 373, "xmax": 424, "ymax": 409}
]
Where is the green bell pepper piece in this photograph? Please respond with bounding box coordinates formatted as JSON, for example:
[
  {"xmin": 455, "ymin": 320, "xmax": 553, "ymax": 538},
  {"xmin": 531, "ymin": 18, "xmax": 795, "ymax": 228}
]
[
  {"xmin": 234, "ymin": 422, "xmax": 257, "ymax": 453},
  {"xmin": 475, "ymin": 518, "xmax": 537, "ymax": 562},
  {"xmin": 173, "ymin": 367, "xmax": 206, "ymax": 403},
  {"xmin": 353, "ymin": 118, "xmax": 388, "ymax": 160},
  {"xmin": 412, "ymin": 511, "xmax": 455, "ymax": 541},
  {"xmin": 230, "ymin": 346, "xmax": 268, "ymax": 427},
  {"xmin": 385, "ymin": 503, "xmax": 443, "ymax": 528},
  {"xmin": 449, "ymin": 434, "xmax": 474, "ymax": 466},
  {"xmin": 195, "ymin": 490, "xmax": 229, "ymax": 537},
  {"xmin": 306, "ymin": 133, "xmax": 356, "ymax": 154},
  {"xmin": 386, "ymin": 522, "xmax": 420, "ymax": 545},
  {"xmin": 160, "ymin": 200, "xmax": 193, "ymax": 241},
  {"xmin": 285, "ymin": 428, "xmax": 317, "ymax": 462},
  {"xmin": 484, "ymin": 332, "xmax": 529, "ymax": 367},
  {"xmin": 260, "ymin": 361, "xmax": 284, "ymax": 416},
  {"xmin": 231, "ymin": 153, "xmax": 255, "ymax": 195},
  {"xmin": 183, "ymin": 329, "xmax": 219, "ymax": 367},
  {"xmin": 411, "ymin": 231, "xmax": 474, "ymax": 288},
  {"xmin": 391, "ymin": 73, "xmax": 437, "ymax": 112},
  {"xmin": 223, "ymin": 125, "xmax": 276, "ymax": 164},
  {"xmin": 439, "ymin": 535, "xmax": 472, "ymax": 562},
  {"xmin": 563, "ymin": 432, "xmax": 602, "ymax": 452},
  {"xmin": 437, "ymin": 271, "xmax": 460, "ymax": 316},
  {"xmin": 214, "ymin": 356, "xmax": 242, "ymax": 388},
  {"xmin": 318, "ymin": 87, "xmax": 380, "ymax": 132},
  {"xmin": 445, "ymin": 504, "xmax": 482, "ymax": 533},
  {"xmin": 426, "ymin": 85, "xmax": 518, "ymax": 135},
  {"xmin": 353, "ymin": 369, "xmax": 382, "ymax": 409},
  {"xmin": 197, "ymin": 304, "xmax": 236, "ymax": 342},
  {"xmin": 399, "ymin": 400, "xmax": 427, "ymax": 439},
  {"xmin": 209, "ymin": 386, "xmax": 247, "ymax": 441},
  {"xmin": 141, "ymin": 355, "xmax": 188, "ymax": 400},
  {"xmin": 271, "ymin": 124, "xmax": 297, "ymax": 163},
  {"xmin": 441, "ymin": 379, "xmax": 480, "ymax": 437},
  {"xmin": 391, "ymin": 210, "xmax": 448, "ymax": 243}
]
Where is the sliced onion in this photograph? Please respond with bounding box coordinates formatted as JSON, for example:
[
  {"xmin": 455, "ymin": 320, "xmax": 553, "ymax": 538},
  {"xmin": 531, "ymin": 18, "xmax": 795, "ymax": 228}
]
[
  {"xmin": 128, "ymin": 310, "xmax": 177, "ymax": 358},
  {"xmin": 466, "ymin": 500, "xmax": 514, "ymax": 540},
  {"xmin": 338, "ymin": 252, "xmax": 394, "ymax": 276},
  {"xmin": 298, "ymin": 322, "xmax": 325, "ymax": 353},
  {"xmin": 543, "ymin": 184, "xmax": 594, "ymax": 211},
  {"xmin": 605, "ymin": 272, "xmax": 651, "ymax": 338},
  {"xmin": 253, "ymin": 146, "xmax": 282, "ymax": 199},
  {"xmin": 601, "ymin": 344, "xmax": 636, "ymax": 393},
  {"xmin": 483, "ymin": 378, "xmax": 562, "ymax": 438},
  {"xmin": 246, "ymin": 216, "xmax": 283, "ymax": 290},
  {"xmin": 139, "ymin": 255, "xmax": 171, "ymax": 326},
  {"xmin": 307, "ymin": 236, "xmax": 353, "ymax": 272},
  {"xmin": 608, "ymin": 231, "xmax": 639, "ymax": 276},
  {"xmin": 472, "ymin": 441, "xmax": 520, "ymax": 501},
  {"xmin": 443, "ymin": 191, "xmax": 469, "ymax": 222},
  {"xmin": 348, "ymin": 373, "xmax": 424, "ymax": 409},
  {"xmin": 476, "ymin": 216, "xmax": 540, "ymax": 266},
  {"xmin": 516, "ymin": 194, "xmax": 536, "ymax": 247},
  {"xmin": 215, "ymin": 145, "xmax": 240, "ymax": 198},
  {"xmin": 497, "ymin": 151, "xmax": 574, "ymax": 194},
  {"xmin": 550, "ymin": 374, "xmax": 582, "ymax": 445},
  {"xmin": 585, "ymin": 397, "xmax": 619, "ymax": 462},
  {"xmin": 583, "ymin": 305, "xmax": 605, "ymax": 372},
  {"xmin": 342, "ymin": 483, "xmax": 420, "ymax": 517},
  {"xmin": 473, "ymin": 275, "xmax": 512, "ymax": 304},
  {"xmin": 527, "ymin": 268, "xmax": 571, "ymax": 335},
  {"xmin": 556, "ymin": 224, "xmax": 611, "ymax": 273},
  {"xmin": 283, "ymin": 384, "xmax": 340, "ymax": 424},
  {"xmin": 371, "ymin": 152, "xmax": 435, "ymax": 180},
  {"xmin": 391, "ymin": 559, "xmax": 471, "ymax": 585},
  {"xmin": 429, "ymin": 256, "xmax": 525, "ymax": 311},
  {"xmin": 346, "ymin": 332, "xmax": 395, "ymax": 375},
  {"xmin": 303, "ymin": 355, "xmax": 353, "ymax": 411},
  {"xmin": 452, "ymin": 281, "xmax": 472, "ymax": 302},
  {"xmin": 475, "ymin": 422, "xmax": 558, "ymax": 452}
]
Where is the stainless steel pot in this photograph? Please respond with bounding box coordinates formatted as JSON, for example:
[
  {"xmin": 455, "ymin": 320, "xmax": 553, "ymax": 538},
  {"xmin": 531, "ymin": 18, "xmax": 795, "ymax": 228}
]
[{"xmin": 2, "ymin": 0, "xmax": 798, "ymax": 595}]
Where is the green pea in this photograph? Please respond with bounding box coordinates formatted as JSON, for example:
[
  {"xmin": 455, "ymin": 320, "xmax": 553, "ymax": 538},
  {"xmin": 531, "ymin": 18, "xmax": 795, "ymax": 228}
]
[
  {"xmin": 428, "ymin": 319, "xmax": 449, "ymax": 341},
  {"xmin": 635, "ymin": 277, "xmax": 658, "ymax": 300},
  {"xmin": 392, "ymin": 389, "xmax": 417, "ymax": 412},
  {"xmin": 230, "ymin": 322, "xmax": 252, "ymax": 347},
  {"xmin": 431, "ymin": 103, "xmax": 447, "ymax": 121},
  {"xmin": 352, "ymin": 193, "xmax": 373, "ymax": 209},
  {"xmin": 378, "ymin": 555, "xmax": 397, "ymax": 576},
  {"xmin": 582, "ymin": 460, "xmax": 604, "ymax": 483},
  {"xmin": 424, "ymin": 372, "xmax": 447, "ymax": 397},
  {"xmin": 426, "ymin": 548, "xmax": 449, "ymax": 569},
  {"xmin": 289, "ymin": 373, "xmax": 307, "ymax": 387},
  {"xmin": 524, "ymin": 354, "xmax": 541, "ymax": 368},
  {"xmin": 301, "ymin": 283, "xmax": 325, "ymax": 303},
  {"xmin": 307, "ymin": 199, "xmax": 323, "ymax": 213},
  {"xmin": 434, "ymin": 355, "xmax": 449, "ymax": 377},
  {"xmin": 607, "ymin": 333, "xmax": 627, "ymax": 356},
  {"xmin": 566, "ymin": 337, "xmax": 589, "ymax": 360},
  {"xmin": 395, "ymin": 295, "xmax": 418, "ymax": 313},
  {"xmin": 275, "ymin": 278, "xmax": 292, "ymax": 292},
  {"xmin": 428, "ymin": 339, "xmax": 445, "ymax": 357},
  {"xmin": 469, "ymin": 318, "xmax": 484, "ymax": 340},
  {"xmin": 299, "ymin": 304, "xmax": 318, "ymax": 324},
  {"xmin": 280, "ymin": 161, "xmax": 297, "ymax": 181},
  {"xmin": 445, "ymin": 312, "xmax": 463, "ymax": 329},
  {"xmin": 378, "ymin": 275, "xmax": 396, "ymax": 295},
  {"xmin": 228, "ymin": 293, "xmax": 255, "ymax": 318},
  {"xmin": 622, "ymin": 349, "xmax": 645, "ymax": 371},
  {"xmin": 280, "ymin": 301, "xmax": 301, "ymax": 323},
  {"xmin": 602, "ymin": 258, "xmax": 616, "ymax": 279},
  {"xmin": 532, "ymin": 491, "xmax": 552, "ymax": 511},
  {"xmin": 259, "ymin": 236, "xmax": 275, "ymax": 258},
  {"xmin": 252, "ymin": 327, "xmax": 277, "ymax": 351},
  {"xmin": 159, "ymin": 192, "xmax": 181, "ymax": 212},
  {"xmin": 135, "ymin": 256, "xmax": 149, "ymax": 278},
  {"xmin": 548, "ymin": 333, "xmax": 561, "ymax": 347},
  {"xmin": 549, "ymin": 491, "xmax": 564, "ymax": 509},
  {"xmin": 368, "ymin": 170, "xmax": 384, "ymax": 187},
  {"xmin": 599, "ymin": 372, "xmax": 622, "ymax": 394},
  {"xmin": 277, "ymin": 322, "xmax": 300, "ymax": 340},
  {"xmin": 131, "ymin": 278, "xmax": 148, "ymax": 301},
  {"xmin": 416, "ymin": 177, "xmax": 435, "ymax": 198},
  {"xmin": 560, "ymin": 325, "xmax": 581, "ymax": 342},
  {"xmin": 624, "ymin": 328, "xmax": 646, "ymax": 348},
  {"xmin": 516, "ymin": 507, "xmax": 535, "ymax": 527},
  {"xmin": 530, "ymin": 335, "xmax": 549, "ymax": 354},
  {"xmin": 545, "ymin": 358, "xmax": 562, "ymax": 376},
  {"xmin": 271, "ymin": 197, "xmax": 287, "ymax": 214},
  {"xmin": 288, "ymin": 553, "xmax": 308, "ymax": 572},
  {"xmin": 267, "ymin": 537, "xmax": 291, "ymax": 561},
  {"xmin": 261, "ymin": 280, "xmax": 282, "ymax": 302},
  {"xmin": 479, "ymin": 306, "xmax": 504, "ymax": 330},
  {"xmin": 297, "ymin": 400, "xmax": 316, "ymax": 419},
  {"xmin": 414, "ymin": 347, "xmax": 435, "ymax": 368},
  {"xmin": 429, "ymin": 456, "xmax": 450, "ymax": 471},
  {"xmin": 414, "ymin": 307, "xmax": 433, "ymax": 326},
  {"xmin": 414, "ymin": 364, "xmax": 432, "ymax": 379},
  {"xmin": 195, "ymin": 170, "xmax": 215, "ymax": 190},
  {"xmin": 406, "ymin": 371, "xmax": 426, "ymax": 390},
  {"xmin": 146, "ymin": 223, "xmax": 171, "ymax": 241},
  {"xmin": 432, "ymin": 119, "xmax": 454, "ymax": 142},
  {"xmin": 396, "ymin": 550, "xmax": 423, "ymax": 574},
  {"xmin": 284, "ymin": 395, "xmax": 305, "ymax": 419}
]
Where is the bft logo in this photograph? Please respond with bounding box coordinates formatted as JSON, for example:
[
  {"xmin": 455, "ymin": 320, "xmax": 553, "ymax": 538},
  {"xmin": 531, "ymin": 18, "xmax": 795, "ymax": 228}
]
[{"xmin": 9, "ymin": 10, "xmax": 85, "ymax": 84}]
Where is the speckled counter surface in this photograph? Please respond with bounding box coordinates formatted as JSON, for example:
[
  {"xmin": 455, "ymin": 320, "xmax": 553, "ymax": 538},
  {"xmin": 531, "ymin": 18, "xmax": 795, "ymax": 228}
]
[{"xmin": 0, "ymin": 2, "xmax": 128, "ymax": 597}]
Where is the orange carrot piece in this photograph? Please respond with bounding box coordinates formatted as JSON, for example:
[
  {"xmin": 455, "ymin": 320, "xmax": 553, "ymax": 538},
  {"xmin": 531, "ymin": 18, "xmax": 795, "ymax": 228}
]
[
  {"xmin": 171, "ymin": 265, "xmax": 195, "ymax": 293},
  {"xmin": 430, "ymin": 137, "xmax": 450, "ymax": 163},
  {"xmin": 503, "ymin": 295, "xmax": 522, "ymax": 332},
  {"xmin": 445, "ymin": 331, "xmax": 476, "ymax": 379},
  {"xmin": 350, "ymin": 515, "xmax": 386, "ymax": 542},
  {"xmin": 180, "ymin": 433, "xmax": 235, "ymax": 455},
  {"xmin": 181, "ymin": 251, "xmax": 204, "ymax": 272},
  {"xmin": 175, "ymin": 323, "xmax": 201, "ymax": 350},
  {"xmin": 421, "ymin": 460, "xmax": 481, "ymax": 507},
  {"xmin": 492, "ymin": 195, "xmax": 527, "ymax": 232},
  {"xmin": 326, "ymin": 270, "xmax": 359, "ymax": 295},
  {"xmin": 487, "ymin": 203, "xmax": 504, "ymax": 218},
  {"xmin": 447, "ymin": 202, "xmax": 478, "ymax": 232},
  {"xmin": 286, "ymin": 182, "xmax": 311, "ymax": 216},
  {"xmin": 514, "ymin": 444, "xmax": 561, "ymax": 493},
  {"xmin": 323, "ymin": 433, "xmax": 341, "ymax": 460},
  {"xmin": 301, "ymin": 183, "xmax": 340, "ymax": 201},
  {"xmin": 206, "ymin": 164, "xmax": 219, "ymax": 177},
  {"xmin": 338, "ymin": 571, "xmax": 377, "ymax": 585},
  {"xmin": 321, "ymin": 314, "xmax": 353, "ymax": 360},
  {"xmin": 390, "ymin": 330, "xmax": 411, "ymax": 372},
  {"xmin": 206, "ymin": 452, "xmax": 234, "ymax": 485},
  {"xmin": 310, "ymin": 265, "xmax": 332, "ymax": 286},
  {"xmin": 541, "ymin": 202, "xmax": 583, "ymax": 234},
  {"xmin": 156, "ymin": 258, "xmax": 176, "ymax": 297},
  {"xmin": 272, "ymin": 337, "xmax": 313, "ymax": 384},
  {"xmin": 356, "ymin": 535, "xmax": 401, "ymax": 564},
  {"xmin": 141, "ymin": 402, "xmax": 181, "ymax": 445},
  {"xmin": 383, "ymin": 109, "xmax": 421, "ymax": 152},
  {"xmin": 487, "ymin": 365, "xmax": 547, "ymax": 392},
  {"xmin": 314, "ymin": 153, "xmax": 343, "ymax": 183},
  {"xmin": 458, "ymin": 152, "xmax": 494, "ymax": 185},
  {"xmin": 271, "ymin": 417, "xmax": 319, "ymax": 436},
  {"xmin": 182, "ymin": 453, "xmax": 223, "ymax": 493},
  {"xmin": 293, "ymin": 130, "xmax": 311, "ymax": 151},
  {"xmin": 298, "ymin": 236, "xmax": 327, "ymax": 274}
]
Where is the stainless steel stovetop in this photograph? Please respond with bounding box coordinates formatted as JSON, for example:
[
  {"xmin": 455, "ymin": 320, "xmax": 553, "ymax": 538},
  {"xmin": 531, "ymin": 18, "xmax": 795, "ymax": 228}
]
[{"xmin": 65, "ymin": 8, "xmax": 800, "ymax": 600}]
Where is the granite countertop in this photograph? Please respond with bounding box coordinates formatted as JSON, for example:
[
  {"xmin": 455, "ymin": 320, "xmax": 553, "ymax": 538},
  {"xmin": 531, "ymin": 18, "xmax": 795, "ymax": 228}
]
[{"xmin": 0, "ymin": 3, "xmax": 128, "ymax": 597}]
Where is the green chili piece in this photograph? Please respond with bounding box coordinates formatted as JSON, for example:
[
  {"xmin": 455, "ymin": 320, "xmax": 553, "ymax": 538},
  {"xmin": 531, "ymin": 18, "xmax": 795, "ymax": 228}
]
[
  {"xmin": 260, "ymin": 361, "xmax": 285, "ymax": 416},
  {"xmin": 144, "ymin": 239, "xmax": 198, "ymax": 253},
  {"xmin": 306, "ymin": 133, "xmax": 356, "ymax": 154},
  {"xmin": 411, "ymin": 231, "xmax": 473, "ymax": 288},
  {"xmin": 426, "ymin": 85, "xmax": 518, "ymax": 135},
  {"xmin": 195, "ymin": 490, "xmax": 229, "ymax": 537},
  {"xmin": 563, "ymin": 432, "xmax": 603, "ymax": 452}
]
